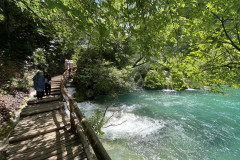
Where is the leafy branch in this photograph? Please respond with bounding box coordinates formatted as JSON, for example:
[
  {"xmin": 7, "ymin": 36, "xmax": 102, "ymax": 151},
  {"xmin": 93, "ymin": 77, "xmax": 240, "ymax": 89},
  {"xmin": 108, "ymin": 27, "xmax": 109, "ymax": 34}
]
[{"xmin": 211, "ymin": 11, "xmax": 240, "ymax": 51}]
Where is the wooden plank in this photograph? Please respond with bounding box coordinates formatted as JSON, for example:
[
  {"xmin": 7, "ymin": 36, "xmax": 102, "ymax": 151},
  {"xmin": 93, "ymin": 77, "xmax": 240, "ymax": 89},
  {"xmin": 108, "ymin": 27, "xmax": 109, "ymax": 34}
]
[
  {"xmin": 33, "ymin": 142, "xmax": 85, "ymax": 160},
  {"xmin": 9, "ymin": 110, "xmax": 70, "ymax": 143},
  {"xmin": 8, "ymin": 139, "xmax": 82, "ymax": 160},
  {"xmin": 62, "ymin": 151, "xmax": 87, "ymax": 160},
  {"xmin": 8, "ymin": 124, "xmax": 69, "ymax": 143},
  {"xmin": 23, "ymin": 101, "xmax": 63, "ymax": 111},
  {"xmin": 50, "ymin": 91, "xmax": 61, "ymax": 96},
  {"xmin": 19, "ymin": 109, "xmax": 67, "ymax": 122},
  {"xmin": 50, "ymin": 89, "xmax": 61, "ymax": 93},
  {"xmin": 51, "ymin": 90, "xmax": 61, "ymax": 93},
  {"xmin": 51, "ymin": 87, "xmax": 61, "ymax": 90},
  {"xmin": 8, "ymin": 136, "xmax": 78, "ymax": 155},
  {"xmin": 17, "ymin": 110, "xmax": 66, "ymax": 125},
  {"xmin": 21, "ymin": 101, "xmax": 64, "ymax": 117},
  {"xmin": 27, "ymin": 96, "xmax": 61, "ymax": 105},
  {"xmin": 5, "ymin": 75, "xmax": 88, "ymax": 160},
  {"xmin": 7, "ymin": 129, "xmax": 73, "ymax": 151},
  {"xmin": 11, "ymin": 113, "xmax": 70, "ymax": 136},
  {"xmin": 38, "ymin": 145, "xmax": 86, "ymax": 160},
  {"xmin": 12, "ymin": 120, "xmax": 69, "ymax": 135},
  {"xmin": 51, "ymin": 84, "xmax": 61, "ymax": 88}
]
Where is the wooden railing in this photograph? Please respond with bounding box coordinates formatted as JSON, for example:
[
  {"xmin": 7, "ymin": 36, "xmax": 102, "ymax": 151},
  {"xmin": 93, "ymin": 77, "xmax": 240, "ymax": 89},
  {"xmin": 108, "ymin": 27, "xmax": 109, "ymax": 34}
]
[{"xmin": 60, "ymin": 72, "xmax": 111, "ymax": 160}]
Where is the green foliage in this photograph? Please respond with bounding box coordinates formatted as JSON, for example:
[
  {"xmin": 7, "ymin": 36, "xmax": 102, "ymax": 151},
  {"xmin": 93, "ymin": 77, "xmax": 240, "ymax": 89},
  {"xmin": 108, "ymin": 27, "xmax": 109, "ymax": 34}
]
[
  {"xmin": 73, "ymin": 49, "xmax": 133, "ymax": 99},
  {"xmin": 144, "ymin": 70, "xmax": 166, "ymax": 89},
  {"xmin": 16, "ymin": 78, "xmax": 29, "ymax": 92},
  {"xmin": 0, "ymin": 89, "xmax": 8, "ymax": 95},
  {"xmin": 10, "ymin": 72, "xmax": 34, "ymax": 93},
  {"xmin": 87, "ymin": 109, "xmax": 105, "ymax": 136},
  {"xmin": 73, "ymin": 91, "xmax": 84, "ymax": 102},
  {"xmin": 170, "ymin": 71, "xmax": 185, "ymax": 91},
  {"xmin": 0, "ymin": 0, "xmax": 50, "ymax": 61},
  {"xmin": 16, "ymin": 73, "xmax": 33, "ymax": 92},
  {"xmin": 31, "ymin": 40, "xmax": 72, "ymax": 76},
  {"xmin": 9, "ymin": 0, "xmax": 240, "ymax": 92},
  {"xmin": 33, "ymin": 48, "xmax": 46, "ymax": 69},
  {"xmin": 0, "ymin": 59, "xmax": 27, "ymax": 93},
  {"xmin": 0, "ymin": 14, "xmax": 4, "ymax": 21}
]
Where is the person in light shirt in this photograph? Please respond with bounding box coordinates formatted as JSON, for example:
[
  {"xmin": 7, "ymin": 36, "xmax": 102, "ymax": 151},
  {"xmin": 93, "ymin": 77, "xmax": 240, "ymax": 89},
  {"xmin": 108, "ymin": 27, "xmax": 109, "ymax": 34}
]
[{"xmin": 64, "ymin": 59, "xmax": 74, "ymax": 77}]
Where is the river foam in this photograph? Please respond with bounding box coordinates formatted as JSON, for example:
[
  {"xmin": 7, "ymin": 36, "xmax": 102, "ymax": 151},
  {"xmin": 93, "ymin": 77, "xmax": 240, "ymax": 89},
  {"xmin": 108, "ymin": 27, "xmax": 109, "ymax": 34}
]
[
  {"xmin": 102, "ymin": 109, "xmax": 165, "ymax": 140},
  {"xmin": 99, "ymin": 89, "xmax": 240, "ymax": 159},
  {"xmin": 72, "ymin": 89, "xmax": 240, "ymax": 160}
]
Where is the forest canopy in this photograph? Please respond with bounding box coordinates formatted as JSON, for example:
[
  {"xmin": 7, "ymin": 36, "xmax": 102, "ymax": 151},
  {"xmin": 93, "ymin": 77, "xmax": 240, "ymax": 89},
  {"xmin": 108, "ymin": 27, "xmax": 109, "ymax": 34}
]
[{"xmin": 1, "ymin": 0, "xmax": 240, "ymax": 96}]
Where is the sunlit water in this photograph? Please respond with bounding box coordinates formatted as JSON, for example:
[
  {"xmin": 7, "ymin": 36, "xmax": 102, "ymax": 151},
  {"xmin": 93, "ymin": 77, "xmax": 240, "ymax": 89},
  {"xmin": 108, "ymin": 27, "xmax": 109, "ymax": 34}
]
[{"xmin": 77, "ymin": 89, "xmax": 240, "ymax": 160}]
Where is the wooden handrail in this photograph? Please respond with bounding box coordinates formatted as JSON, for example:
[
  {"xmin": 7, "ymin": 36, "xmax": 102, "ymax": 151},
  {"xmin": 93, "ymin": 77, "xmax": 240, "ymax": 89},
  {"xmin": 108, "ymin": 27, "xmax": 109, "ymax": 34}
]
[{"xmin": 60, "ymin": 71, "xmax": 111, "ymax": 160}]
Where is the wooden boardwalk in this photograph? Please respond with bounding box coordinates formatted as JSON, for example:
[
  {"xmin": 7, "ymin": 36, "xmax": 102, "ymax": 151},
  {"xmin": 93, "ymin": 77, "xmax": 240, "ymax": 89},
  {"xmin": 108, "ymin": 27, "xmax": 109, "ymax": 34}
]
[{"xmin": 5, "ymin": 75, "xmax": 87, "ymax": 160}]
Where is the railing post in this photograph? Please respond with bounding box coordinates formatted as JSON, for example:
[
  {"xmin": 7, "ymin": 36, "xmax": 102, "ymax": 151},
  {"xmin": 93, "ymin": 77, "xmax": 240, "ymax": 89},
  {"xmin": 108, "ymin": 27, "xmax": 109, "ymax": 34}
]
[
  {"xmin": 73, "ymin": 104, "xmax": 111, "ymax": 160},
  {"xmin": 61, "ymin": 71, "xmax": 111, "ymax": 160},
  {"xmin": 69, "ymin": 99, "xmax": 76, "ymax": 132},
  {"xmin": 60, "ymin": 79, "xmax": 64, "ymax": 101}
]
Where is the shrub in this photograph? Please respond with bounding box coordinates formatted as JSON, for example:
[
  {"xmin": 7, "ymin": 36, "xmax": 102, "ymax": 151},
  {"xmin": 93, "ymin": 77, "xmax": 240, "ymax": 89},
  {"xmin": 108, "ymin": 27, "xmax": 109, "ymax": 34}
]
[
  {"xmin": 144, "ymin": 70, "xmax": 166, "ymax": 89},
  {"xmin": 87, "ymin": 109, "xmax": 105, "ymax": 136},
  {"xmin": 73, "ymin": 49, "xmax": 132, "ymax": 99}
]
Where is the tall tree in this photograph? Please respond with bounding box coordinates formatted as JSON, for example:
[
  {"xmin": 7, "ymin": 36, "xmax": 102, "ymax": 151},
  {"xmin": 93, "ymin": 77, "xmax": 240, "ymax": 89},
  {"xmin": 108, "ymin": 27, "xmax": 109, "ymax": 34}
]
[{"xmin": 16, "ymin": 0, "xmax": 240, "ymax": 91}]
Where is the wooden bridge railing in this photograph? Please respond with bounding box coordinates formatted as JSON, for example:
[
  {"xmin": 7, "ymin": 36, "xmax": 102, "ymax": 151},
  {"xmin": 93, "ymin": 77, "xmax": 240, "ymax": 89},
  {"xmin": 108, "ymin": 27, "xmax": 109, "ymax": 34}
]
[{"xmin": 60, "ymin": 71, "xmax": 111, "ymax": 160}]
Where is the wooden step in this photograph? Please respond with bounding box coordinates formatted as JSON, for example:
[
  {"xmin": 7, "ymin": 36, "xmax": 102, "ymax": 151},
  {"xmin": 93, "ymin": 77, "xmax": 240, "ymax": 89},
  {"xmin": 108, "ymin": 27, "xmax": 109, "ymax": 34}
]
[
  {"xmin": 7, "ymin": 129, "xmax": 86, "ymax": 160},
  {"xmin": 9, "ymin": 109, "xmax": 70, "ymax": 143},
  {"xmin": 7, "ymin": 130, "xmax": 76, "ymax": 154},
  {"xmin": 28, "ymin": 95, "xmax": 61, "ymax": 105},
  {"xmin": 5, "ymin": 75, "xmax": 88, "ymax": 160},
  {"xmin": 21, "ymin": 101, "xmax": 64, "ymax": 117},
  {"xmin": 50, "ymin": 91, "xmax": 61, "ymax": 95}
]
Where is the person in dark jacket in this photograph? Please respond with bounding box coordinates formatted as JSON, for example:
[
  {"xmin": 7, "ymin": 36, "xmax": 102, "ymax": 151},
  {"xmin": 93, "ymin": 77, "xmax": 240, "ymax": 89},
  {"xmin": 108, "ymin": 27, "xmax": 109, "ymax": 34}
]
[
  {"xmin": 33, "ymin": 71, "xmax": 45, "ymax": 100},
  {"xmin": 44, "ymin": 72, "xmax": 51, "ymax": 96}
]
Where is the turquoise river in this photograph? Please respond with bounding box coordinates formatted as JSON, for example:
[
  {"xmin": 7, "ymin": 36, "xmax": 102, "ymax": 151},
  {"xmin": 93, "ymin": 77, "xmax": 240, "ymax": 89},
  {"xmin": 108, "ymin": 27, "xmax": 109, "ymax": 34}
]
[{"xmin": 76, "ymin": 88, "xmax": 240, "ymax": 160}]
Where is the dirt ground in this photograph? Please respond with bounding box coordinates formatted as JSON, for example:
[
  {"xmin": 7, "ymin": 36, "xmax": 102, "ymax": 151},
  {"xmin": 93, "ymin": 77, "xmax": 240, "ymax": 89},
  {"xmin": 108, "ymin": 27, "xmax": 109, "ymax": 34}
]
[
  {"xmin": 0, "ymin": 88, "xmax": 35, "ymax": 141},
  {"xmin": 0, "ymin": 92, "xmax": 28, "ymax": 124}
]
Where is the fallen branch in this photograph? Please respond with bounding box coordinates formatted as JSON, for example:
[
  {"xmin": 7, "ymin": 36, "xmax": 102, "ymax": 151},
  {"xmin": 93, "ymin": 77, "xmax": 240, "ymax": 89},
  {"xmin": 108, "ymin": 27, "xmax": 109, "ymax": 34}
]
[
  {"xmin": 103, "ymin": 120, "xmax": 127, "ymax": 128},
  {"xmin": 104, "ymin": 111, "xmax": 120, "ymax": 124}
]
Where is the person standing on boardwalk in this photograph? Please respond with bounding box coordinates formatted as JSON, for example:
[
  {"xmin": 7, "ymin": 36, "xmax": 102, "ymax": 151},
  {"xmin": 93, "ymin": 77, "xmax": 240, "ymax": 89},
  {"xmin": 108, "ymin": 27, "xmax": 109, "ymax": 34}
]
[
  {"xmin": 65, "ymin": 59, "xmax": 74, "ymax": 77},
  {"xmin": 68, "ymin": 60, "xmax": 74, "ymax": 77},
  {"xmin": 44, "ymin": 72, "xmax": 51, "ymax": 96},
  {"xmin": 64, "ymin": 59, "xmax": 69, "ymax": 71},
  {"xmin": 33, "ymin": 71, "xmax": 45, "ymax": 100}
]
